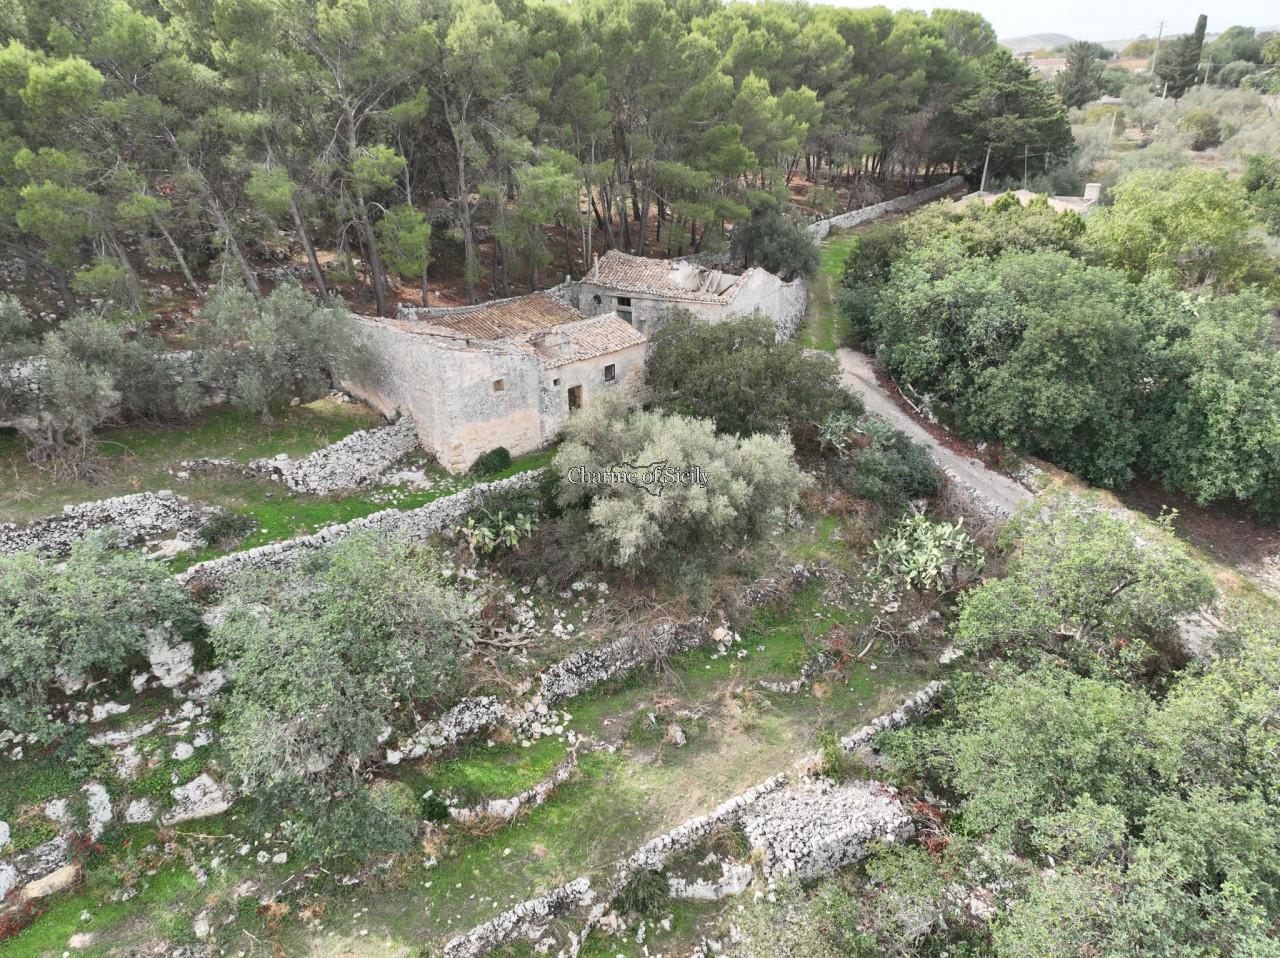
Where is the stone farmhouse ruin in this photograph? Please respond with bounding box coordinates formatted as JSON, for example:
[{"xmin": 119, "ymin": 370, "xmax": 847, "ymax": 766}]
[
  {"xmin": 344, "ymin": 252, "xmax": 807, "ymax": 473},
  {"xmin": 343, "ymin": 291, "xmax": 646, "ymax": 473},
  {"xmin": 575, "ymin": 249, "xmax": 808, "ymax": 339}
]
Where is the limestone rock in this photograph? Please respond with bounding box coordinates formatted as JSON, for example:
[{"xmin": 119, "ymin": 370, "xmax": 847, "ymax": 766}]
[
  {"xmin": 147, "ymin": 632, "xmax": 195, "ymax": 688},
  {"xmin": 165, "ymin": 774, "xmax": 230, "ymax": 824}
]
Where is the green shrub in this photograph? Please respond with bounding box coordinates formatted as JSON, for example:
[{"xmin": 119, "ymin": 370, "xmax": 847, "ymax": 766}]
[
  {"xmin": 614, "ymin": 868, "xmax": 671, "ymax": 916},
  {"xmin": 1180, "ymin": 108, "xmax": 1222, "ymax": 150},
  {"xmin": 0, "ymin": 534, "xmax": 202, "ymax": 740},
  {"xmin": 645, "ymin": 312, "xmax": 858, "ymax": 440},
  {"xmin": 469, "ymin": 446, "xmax": 512, "ymax": 476},
  {"xmin": 198, "ymin": 512, "xmax": 259, "ymax": 549},
  {"xmin": 834, "ymin": 416, "xmax": 943, "ymax": 506}
]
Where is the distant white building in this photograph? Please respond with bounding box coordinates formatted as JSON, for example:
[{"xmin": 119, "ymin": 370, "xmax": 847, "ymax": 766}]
[
  {"xmin": 953, "ymin": 183, "xmax": 1102, "ymax": 215},
  {"xmin": 574, "ymin": 250, "xmax": 807, "ymax": 339}
]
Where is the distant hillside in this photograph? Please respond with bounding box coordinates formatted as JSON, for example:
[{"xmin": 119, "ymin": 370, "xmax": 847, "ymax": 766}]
[{"xmin": 1000, "ymin": 33, "xmax": 1074, "ymax": 54}]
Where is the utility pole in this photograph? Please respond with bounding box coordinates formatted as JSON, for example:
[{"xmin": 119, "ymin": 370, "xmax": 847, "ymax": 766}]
[
  {"xmin": 1203, "ymin": 58, "xmax": 1212, "ymax": 84},
  {"xmin": 1023, "ymin": 144, "xmax": 1029, "ymax": 190},
  {"xmin": 979, "ymin": 144, "xmax": 992, "ymax": 193},
  {"xmin": 1108, "ymin": 109, "xmax": 1119, "ymax": 147},
  {"xmin": 1151, "ymin": 20, "xmax": 1164, "ymax": 74}
]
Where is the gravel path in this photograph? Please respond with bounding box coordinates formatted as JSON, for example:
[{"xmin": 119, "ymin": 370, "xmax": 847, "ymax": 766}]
[{"xmin": 835, "ymin": 347, "xmax": 1033, "ymax": 518}]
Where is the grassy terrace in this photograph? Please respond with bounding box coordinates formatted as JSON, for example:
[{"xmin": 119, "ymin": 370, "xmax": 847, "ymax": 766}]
[
  {"xmin": 0, "ymin": 399, "xmax": 378, "ymax": 524},
  {"xmin": 796, "ymin": 227, "xmax": 859, "ymax": 352},
  {"xmin": 0, "ymin": 399, "xmax": 554, "ymax": 568},
  {"xmin": 0, "ymin": 515, "xmax": 937, "ymax": 958}
]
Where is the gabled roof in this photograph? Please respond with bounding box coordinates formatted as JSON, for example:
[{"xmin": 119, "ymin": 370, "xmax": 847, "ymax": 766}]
[
  {"xmin": 399, "ymin": 292, "xmax": 583, "ymax": 341},
  {"xmin": 508, "ymin": 312, "xmax": 646, "ymax": 369},
  {"xmin": 588, "ymin": 250, "xmax": 749, "ymax": 305}
]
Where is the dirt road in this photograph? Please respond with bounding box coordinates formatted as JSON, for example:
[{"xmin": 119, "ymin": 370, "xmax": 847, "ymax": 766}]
[{"xmin": 835, "ymin": 347, "xmax": 1033, "ymax": 519}]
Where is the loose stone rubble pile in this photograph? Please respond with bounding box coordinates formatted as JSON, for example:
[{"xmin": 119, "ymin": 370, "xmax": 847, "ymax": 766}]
[
  {"xmin": 741, "ymin": 780, "xmax": 914, "ymax": 883},
  {"xmin": 247, "ymin": 415, "xmax": 417, "ymax": 493},
  {"xmin": 184, "ymin": 415, "xmax": 421, "ymax": 495},
  {"xmin": 0, "ymin": 490, "xmax": 216, "ymax": 558}
]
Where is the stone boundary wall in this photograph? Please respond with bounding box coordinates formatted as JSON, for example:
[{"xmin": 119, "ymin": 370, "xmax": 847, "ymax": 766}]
[
  {"xmin": 807, "ymin": 175, "xmax": 967, "ymax": 241},
  {"xmin": 175, "ymin": 469, "xmax": 545, "ymax": 588},
  {"xmin": 0, "ymin": 491, "xmax": 216, "ymax": 559},
  {"xmin": 839, "ymin": 681, "xmax": 945, "ymax": 753},
  {"xmin": 441, "ymin": 878, "xmax": 596, "ymax": 958}
]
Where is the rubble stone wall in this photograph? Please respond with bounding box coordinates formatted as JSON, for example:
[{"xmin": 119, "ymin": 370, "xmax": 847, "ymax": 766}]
[
  {"xmin": 176, "ymin": 469, "xmax": 545, "ymax": 588},
  {"xmin": 807, "ymin": 175, "xmax": 967, "ymax": 241},
  {"xmin": 0, "ymin": 491, "xmax": 215, "ymax": 559}
]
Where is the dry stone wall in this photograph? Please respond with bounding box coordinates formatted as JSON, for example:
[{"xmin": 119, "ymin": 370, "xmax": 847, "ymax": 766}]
[
  {"xmin": 176, "ymin": 469, "xmax": 545, "ymax": 588},
  {"xmin": 807, "ymin": 175, "xmax": 967, "ymax": 241},
  {"xmin": 441, "ymin": 878, "xmax": 597, "ymax": 958},
  {"xmin": 0, "ymin": 491, "xmax": 216, "ymax": 558}
]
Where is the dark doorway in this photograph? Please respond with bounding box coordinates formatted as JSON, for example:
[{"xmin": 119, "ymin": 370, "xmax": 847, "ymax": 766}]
[{"xmin": 568, "ymin": 385, "xmax": 583, "ymax": 410}]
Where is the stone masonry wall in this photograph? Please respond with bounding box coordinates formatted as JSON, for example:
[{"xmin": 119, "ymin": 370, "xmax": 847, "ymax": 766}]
[
  {"xmin": 175, "ymin": 469, "xmax": 545, "ymax": 589},
  {"xmin": 245, "ymin": 415, "xmax": 419, "ymax": 494},
  {"xmin": 807, "ymin": 175, "xmax": 967, "ymax": 241},
  {"xmin": 0, "ymin": 491, "xmax": 216, "ymax": 559}
]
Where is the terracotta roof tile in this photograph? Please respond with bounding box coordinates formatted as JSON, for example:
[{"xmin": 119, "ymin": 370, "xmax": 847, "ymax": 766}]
[
  {"xmin": 398, "ymin": 292, "xmax": 582, "ymax": 340},
  {"xmin": 589, "ymin": 251, "xmax": 745, "ymax": 304},
  {"xmin": 509, "ymin": 312, "xmax": 646, "ymax": 368}
]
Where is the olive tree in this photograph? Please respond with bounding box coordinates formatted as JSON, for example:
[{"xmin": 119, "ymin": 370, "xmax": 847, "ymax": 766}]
[
  {"xmin": 0, "ymin": 535, "xmax": 201, "ymax": 740},
  {"xmin": 195, "ymin": 280, "xmax": 365, "ymax": 421},
  {"xmin": 553, "ymin": 391, "xmax": 810, "ymax": 573},
  {"xmin": 212, "ymin": 533, "xmax": 475, "ymax": 863}
]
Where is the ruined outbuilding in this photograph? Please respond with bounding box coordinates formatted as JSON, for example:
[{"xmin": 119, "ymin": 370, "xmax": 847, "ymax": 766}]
[{"xmin": 575, "ymin": 250, "xmax": 807, "ymax": 339}]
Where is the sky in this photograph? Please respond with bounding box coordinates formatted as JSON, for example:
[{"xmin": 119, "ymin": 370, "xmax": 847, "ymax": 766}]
[{"xmin": 824, "ymin": 0, "xmax": 1276, "ymax": 42}]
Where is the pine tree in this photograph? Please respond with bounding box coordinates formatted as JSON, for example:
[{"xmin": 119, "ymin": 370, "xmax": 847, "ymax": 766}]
[
  {"xmin": 1154, "ymin": 15, "xmax": 1208, "ymax": 99},
  {"xmin": 1056, "ymin": 41, "xmax": 1105, "ymax": 108}
]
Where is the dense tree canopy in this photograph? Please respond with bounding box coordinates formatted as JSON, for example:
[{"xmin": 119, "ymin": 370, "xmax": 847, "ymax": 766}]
[
  {"xmin": 841, "ymin": 179, "xmax": 1280, "ymax": 512},
  {"xmin": 0, "ymin": 0, "xmax": 1071, "ymax": 315}
]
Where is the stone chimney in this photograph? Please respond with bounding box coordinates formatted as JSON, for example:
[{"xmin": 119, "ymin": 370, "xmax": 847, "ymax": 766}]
[{"xmin": 592, "ymin": 252, "xmax": 599, "ymax": 281}]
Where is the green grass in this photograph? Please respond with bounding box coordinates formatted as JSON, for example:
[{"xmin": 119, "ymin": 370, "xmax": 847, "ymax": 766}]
[
  {"xmin": 168, "ymin": 446, "xmax": 553, "ymax": 570},
  {"xmin": 796, "ymin": 228, "xmax": 860, "ymax": 352},
  {"xmin": 0, "ymin": 399, "xmax": 380, "ymax": 525},
  {"xmin": 396, "ymin": 734, "xmax": 570, "ymax": 807}
]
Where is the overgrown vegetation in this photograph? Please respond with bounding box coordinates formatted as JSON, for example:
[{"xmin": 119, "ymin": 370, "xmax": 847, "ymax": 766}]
[
  {"xmin": 0, "ymin": 534, "xmax": 201, "ymax": 740},
  {"xmin": 645, "ymin": 313, "xmax": 860, "ymax": 444},
  {"xmin": 211, "ymin": 533, "xmax": 475, "ymax": 864},
  {"xmin": 841, "ymin": 180, "xmax": 1280, "ymax": 511}
]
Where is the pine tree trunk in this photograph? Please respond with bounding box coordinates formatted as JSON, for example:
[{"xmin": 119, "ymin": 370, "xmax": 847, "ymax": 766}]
[{"xmin": 289, "ymin": 196, "xmax": 328, "ymax": 300}]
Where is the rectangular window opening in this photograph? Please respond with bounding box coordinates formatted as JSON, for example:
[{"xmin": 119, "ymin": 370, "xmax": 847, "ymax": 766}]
[
  {"xmin": 493, "ymin": 379, "xmax": 505, "ymax": 392},
  {"xmin": 604, "ymin": 363, "xmax": 616, "ymax": 382}
]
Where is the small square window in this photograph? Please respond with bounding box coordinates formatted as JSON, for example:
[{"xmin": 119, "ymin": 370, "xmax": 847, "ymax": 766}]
[
  {"xmin": 493, "ymin": 379, "xmax": 505, "ymax": 392},
  {"xmin": 616, "ymin": 296, "xmax": 632, "ymax": 307},
  {"xmin": 604, "ymin": 363, "xmax": 616, "ymax": 382},
  {"xmin": 553, "ymin": 378, "xmax": 561, "ymax": 386}
]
